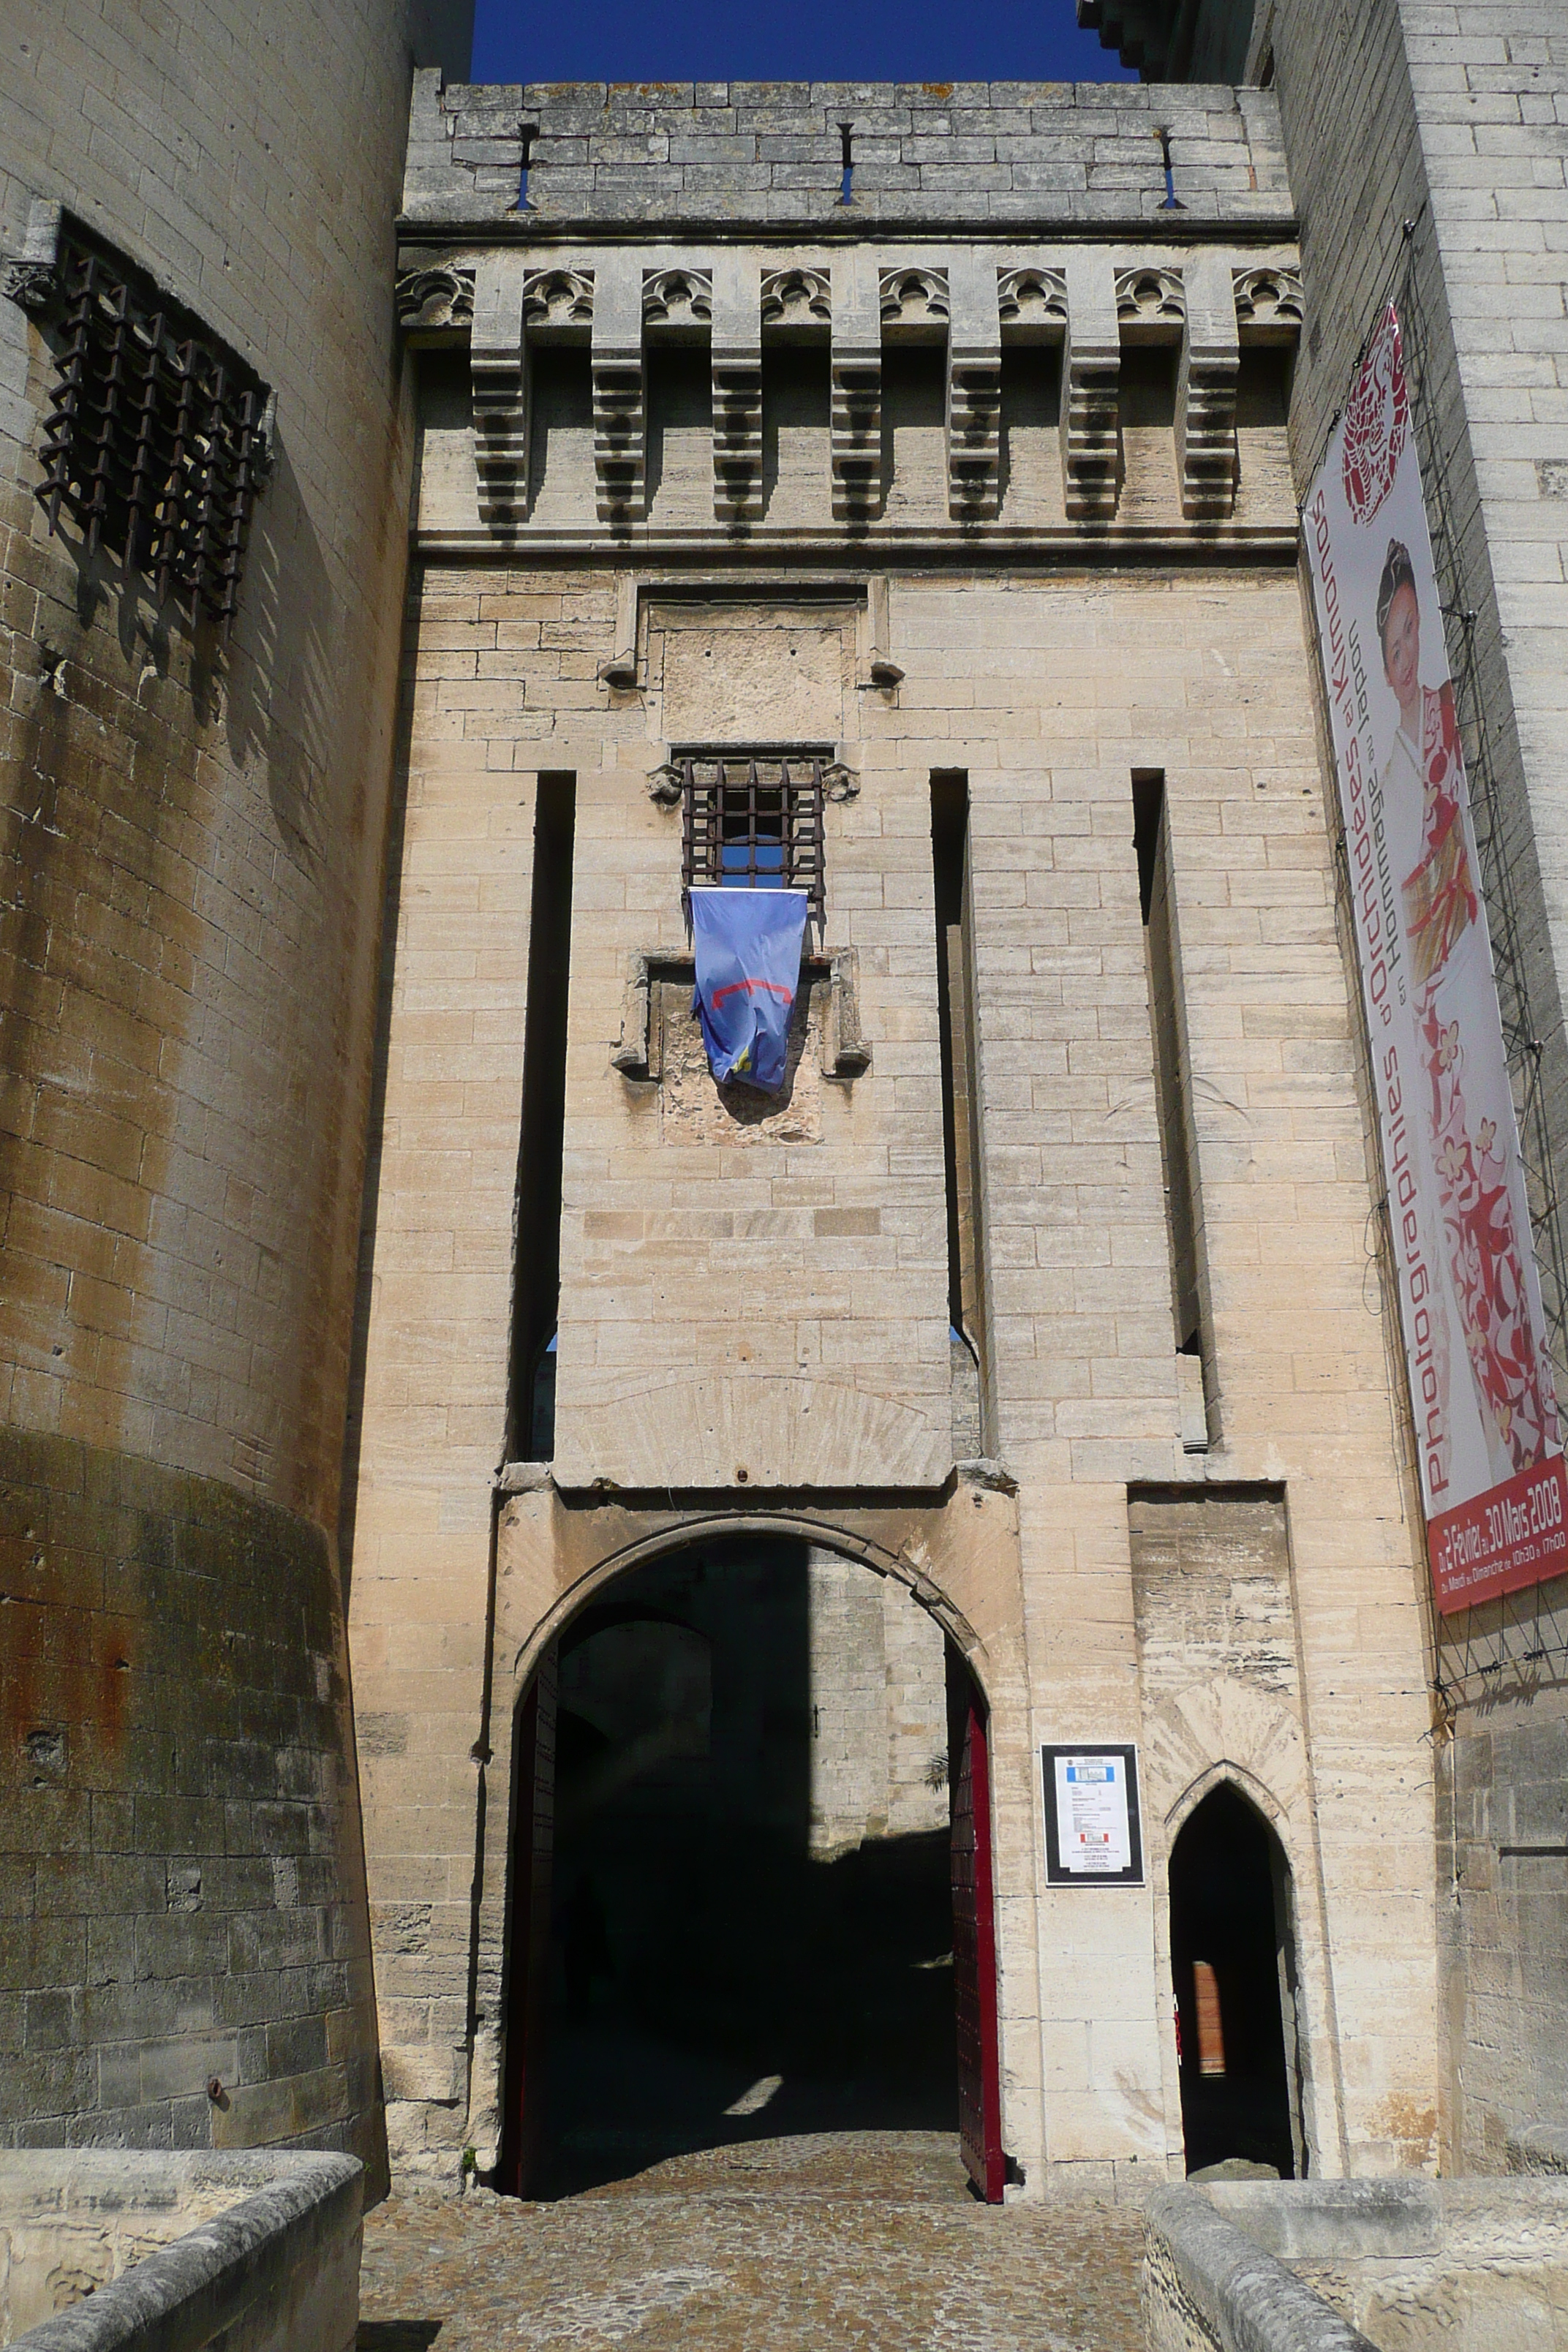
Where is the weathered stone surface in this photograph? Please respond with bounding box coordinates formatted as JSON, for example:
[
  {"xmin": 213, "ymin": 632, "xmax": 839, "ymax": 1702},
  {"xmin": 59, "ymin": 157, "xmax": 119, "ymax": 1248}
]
[
  {"xmin": 0, "ymin": 1433, "xmax": 382, "ymax": 2181},
  {"xmin": 0, "ymin": 0, "xmax": 426, "ymax": 2179},
  {"xmin": 0, "ymin": 2149, "xmax": 360, "ymax": 2350},
  {"xmin": 358, "ymin": 2138, "xmax": 1146, "ymax": 2350},
  {"xmin": 400, "ymin": 74, "xmax": 1292, "ymax": 230},
  {"xmin": 1148, "ymin": 2176, "xmax": 1568, "ymax": 2352},
  {"xmin": 351, "ymin": 545, "xmax": 1436, "ymax": 2187}
]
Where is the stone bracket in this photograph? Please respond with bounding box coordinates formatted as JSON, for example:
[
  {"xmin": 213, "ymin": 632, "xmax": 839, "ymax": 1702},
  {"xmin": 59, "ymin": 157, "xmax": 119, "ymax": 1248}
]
[
  {"xmin": 712, "ymin": 255, "xmax": 763, "ymax": 524},
  {"xmin": 946, "ymin": 251, "xmax": 1002, "ymax": 522},
  {"xmin": 598, "ymin": 576, "xmax": 640, "ymax": 687},
  {"xmin": 1177, "ymin": 253, "xmax": 1240, "ymax": 523},
  {"xmin": 1060, "ymin": 253, "xmax": 1121, "ymax": 522},
  {"xmin": 470, "ymin": 251, "xmax": 529, "ymax": 529},
  {"xmin": 831, "ymin": 249, "xmax": 882, "ymax": 524},
  {"xmin": 1, "ymin": 195, "xmax": 62, "ymax": 313},
  {"xmin": 494, "ymin": 1460, "xmax": 554, "ymax": 1495},
  {"xmin": 821, "ymin": 946, "xmax": 870, "ymax": 1077},
  {"xmin": 861, "ymin": 576, "xmax": 904, "ymax": 687},
  {"xmin": 592, "ymin": 253, "xmax": 646, "ymax": 524},
  {"xmin": 614, "ymin": 947, "xmax": 870, "ymax": 1083}
]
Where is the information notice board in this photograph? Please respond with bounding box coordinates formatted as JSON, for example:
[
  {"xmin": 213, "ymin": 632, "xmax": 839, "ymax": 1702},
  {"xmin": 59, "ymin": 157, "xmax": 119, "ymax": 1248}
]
[{"xmin": 1041, "ymin": 1745, "xmax": 1143, "ymax": 1887}]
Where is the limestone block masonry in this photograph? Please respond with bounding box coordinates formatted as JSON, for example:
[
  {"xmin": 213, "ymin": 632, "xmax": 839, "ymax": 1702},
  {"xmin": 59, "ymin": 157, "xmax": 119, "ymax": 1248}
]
[
  {"xmin": 1, "ymin": 0, "xmax": 1557, "ymax": 2228},
  {"xmin": 1280, "ymin": 0, "xmax": 1568, "ymax": 2176},
  {"xmin": 0, "ymin": 0, "xmax": 472, "ymax": 2173},
  {"xmin": 1085, "ymin": 0, "xmax": 1568, "ymax": 2185},
  {"xmin": 0, "ymin": 2149, "xmax": 361, "ymax": 2349},
  {"xmin": 347, "ymin": 76, "xmax": 1441, "ymax": 2190}
]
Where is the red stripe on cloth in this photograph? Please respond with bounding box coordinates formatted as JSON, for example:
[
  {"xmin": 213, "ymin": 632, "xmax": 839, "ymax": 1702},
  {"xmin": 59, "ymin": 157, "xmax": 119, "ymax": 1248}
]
[{"xmin": 710, "ymin": 978, "xmax": 795, "ymax": 1007}]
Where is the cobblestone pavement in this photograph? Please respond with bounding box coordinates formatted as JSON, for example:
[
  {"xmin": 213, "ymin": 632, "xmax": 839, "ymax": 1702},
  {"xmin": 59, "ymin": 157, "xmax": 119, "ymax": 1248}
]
[{"xmin": 357, "ymin": 2133, "xmax": 1147, "ymax": 2351}]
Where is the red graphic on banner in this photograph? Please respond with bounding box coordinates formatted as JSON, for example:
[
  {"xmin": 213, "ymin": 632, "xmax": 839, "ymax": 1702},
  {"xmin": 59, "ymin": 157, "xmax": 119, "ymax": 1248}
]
[
  {"xmin": 1341, "ymin": 306, "xmax": 1410, "ymax": 525},
  {"xmin": 1305, "ymin": 298, "xmax": 1567, "ymax": 1621},
  {"xmin": 1407, "ymin": 683, "xmax": 1559, "ymax": 1484},
  {"xmin": 1430, "ymin": 1455, "xmax": 1568, "ymax": 1613}
]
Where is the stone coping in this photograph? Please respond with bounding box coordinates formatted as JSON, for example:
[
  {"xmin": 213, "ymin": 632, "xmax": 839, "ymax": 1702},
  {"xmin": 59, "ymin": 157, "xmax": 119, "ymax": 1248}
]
[
  {"xmin": 1145, "ymin": 2185, "xmax": 1378, "ymax": 2352},
  {"xmin": 1145, "ymin": 2175, "xmax": 1568, "ymax": 2351},
  {"xmin": 2, "ymin": 2152, "xmax": 360, "ymax": 2351},
  {"xmin": 402, "ymin": 69, "xmax": 1294, "ymax": 233}
]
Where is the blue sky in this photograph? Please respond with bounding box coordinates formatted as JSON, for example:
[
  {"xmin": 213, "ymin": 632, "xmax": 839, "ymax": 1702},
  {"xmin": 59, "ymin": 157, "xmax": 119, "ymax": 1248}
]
[{"xmin": 470, "ymin": 0, "xmax": 1136, "ymax": 87}]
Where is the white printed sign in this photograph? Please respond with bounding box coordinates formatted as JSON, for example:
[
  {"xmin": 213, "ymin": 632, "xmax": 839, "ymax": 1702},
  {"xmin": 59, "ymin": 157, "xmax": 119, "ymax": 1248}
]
[{"xmin": 1041, "ymin": 1746, "xmax": 1143, "ymax": 1885}]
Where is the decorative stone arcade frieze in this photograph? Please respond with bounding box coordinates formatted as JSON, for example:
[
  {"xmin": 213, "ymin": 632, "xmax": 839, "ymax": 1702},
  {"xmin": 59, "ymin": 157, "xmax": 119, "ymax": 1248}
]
[
  {"xmin": 396, "ymin": 259, "xmax": 475, "ymax": 337},
  {"xmin": 1232, "ymin": 264, "xmax": 1304, "ymax": 339},
  {"xmin": 428, "ymin": 239, "xmax": 1303, "ymax": 538}
]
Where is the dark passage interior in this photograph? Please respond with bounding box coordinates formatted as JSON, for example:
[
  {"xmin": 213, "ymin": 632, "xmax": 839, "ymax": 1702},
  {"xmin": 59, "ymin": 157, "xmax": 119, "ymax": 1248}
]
[
  {"xmin": 507, "ymin": 772, "xmax": 575, "ymax": 1461},
  {"xmin": 1169, "ymin": 1783, "xmax": 1302, "ymax": 2178},
  {"xmin": 502, "ymin": 1537, "xmax": 980, "ymax": 2197}
]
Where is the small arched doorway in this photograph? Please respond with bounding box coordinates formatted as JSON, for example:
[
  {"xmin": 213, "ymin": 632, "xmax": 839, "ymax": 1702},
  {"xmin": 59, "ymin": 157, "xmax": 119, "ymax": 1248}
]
[
  {"xmin": 1169, "ymin": 1782, "xmax": 1305, "ymax": 2178},
  {"xmin": 497, "ymin": 1532, "xmax": 1003, "ymax": 2200}
]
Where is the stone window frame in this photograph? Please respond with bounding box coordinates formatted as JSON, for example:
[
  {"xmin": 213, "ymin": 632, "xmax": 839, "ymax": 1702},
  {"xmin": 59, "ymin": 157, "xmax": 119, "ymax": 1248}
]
[
  {"xmin": 21, "ymin": 211, "xmax": 274, "ymax": 631},
  {"xmin": 675, "ymin": 744, "xmax": 830, "ymax": 935},
  {"xmin": 613, "ymin": 946, "xmax": 870, "ymax": 1087}
]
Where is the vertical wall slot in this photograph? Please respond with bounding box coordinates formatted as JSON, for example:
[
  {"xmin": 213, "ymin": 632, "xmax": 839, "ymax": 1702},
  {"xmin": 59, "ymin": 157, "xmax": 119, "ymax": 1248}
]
[
  {"xmin": 932, "ymin": 774, "xmax": 990, "ymax": 1457},
  {"xmin": 838, "ymin": 122, "xmax": 855, "ymax": 206},
  {"xmin": 510, "ymin": 774, "xmax": 576, "ymax": 1460},
  {"xmin": 1156, "ymin": 125, "xmax": 1184, "ymax": 212},
  {"xmin": 1132, "ymin": 771, "xmax": 1213, "ymax": 1452}
]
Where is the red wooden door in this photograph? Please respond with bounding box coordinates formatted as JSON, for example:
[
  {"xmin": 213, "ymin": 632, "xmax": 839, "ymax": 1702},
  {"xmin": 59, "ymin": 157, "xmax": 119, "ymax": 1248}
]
[
  {"xmin": 951, "ymin": 1681, "xmax": 1005, "ymax": 2203},
  {"xmin": 498, "ymin": 1643, "xmax": 557, "ymax": 2195}
]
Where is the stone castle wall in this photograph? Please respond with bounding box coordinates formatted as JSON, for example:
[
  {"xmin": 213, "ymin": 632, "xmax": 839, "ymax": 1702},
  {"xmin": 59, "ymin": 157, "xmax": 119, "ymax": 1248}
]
[
  {"xmin": 0, "ymin": 0, "xmax": 468, "ymax": 2170},
  {"xmin": 1082, "ymin": 0, "xmax": 1568, "ymax": 2176},
  {"xmin": 10, "ymin": 14, "xmax": 1555, "ymax": 2196},
  {"xmin": 403, "ymin": 75, "xmax": 1289, "ymax": 229},
  {"xmin": 355, "ymin": 550, "xmax": 1440, "ymax": 2177},
  {"xmin": 1254, "ymin": 0, "xmax": 1568, "ymax": 2178}
]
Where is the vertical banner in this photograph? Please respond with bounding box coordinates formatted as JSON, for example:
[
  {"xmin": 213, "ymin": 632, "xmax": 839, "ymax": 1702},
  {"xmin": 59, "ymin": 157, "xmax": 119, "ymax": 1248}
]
[{"xmin": 1304, "ymin": 305, "xmax": 1567, "ymax": 1612}]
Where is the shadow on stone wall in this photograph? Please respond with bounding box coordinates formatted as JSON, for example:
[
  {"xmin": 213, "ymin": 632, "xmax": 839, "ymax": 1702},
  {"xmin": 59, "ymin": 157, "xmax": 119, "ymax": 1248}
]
[{"xmin": 0, "ymin": 1427, "xmax": 387, "ymax": 2193}]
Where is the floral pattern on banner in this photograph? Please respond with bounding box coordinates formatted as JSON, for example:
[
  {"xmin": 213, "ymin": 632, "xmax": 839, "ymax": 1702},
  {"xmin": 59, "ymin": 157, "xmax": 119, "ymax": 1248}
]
[
  {"xmin": 1406, "ymin": 681, "xmax": 1558, "ymax": 1474},
  {"xmin": 1341, "ymin": 306, "xmax": 1411, "ymax": 525}
]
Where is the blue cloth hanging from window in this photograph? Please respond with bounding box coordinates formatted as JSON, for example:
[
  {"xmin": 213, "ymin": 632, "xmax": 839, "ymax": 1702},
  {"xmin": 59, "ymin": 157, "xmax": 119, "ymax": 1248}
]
[{"xmin": 690, "ymin": 886, "xmax": 808, "ymax": 1093}]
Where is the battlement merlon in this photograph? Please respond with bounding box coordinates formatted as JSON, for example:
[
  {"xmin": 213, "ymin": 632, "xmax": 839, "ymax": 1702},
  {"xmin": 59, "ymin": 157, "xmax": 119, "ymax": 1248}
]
[{"xmin": 399, "ymin": 71, "xmax": 1294, "ymax": 238}]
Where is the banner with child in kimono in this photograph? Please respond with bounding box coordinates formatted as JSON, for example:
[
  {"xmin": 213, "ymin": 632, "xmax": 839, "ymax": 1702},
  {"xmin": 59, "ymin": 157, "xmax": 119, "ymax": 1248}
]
[{"xmin": 1304, "ymin": 303, "xmax": 1567, "ymax": 1612}]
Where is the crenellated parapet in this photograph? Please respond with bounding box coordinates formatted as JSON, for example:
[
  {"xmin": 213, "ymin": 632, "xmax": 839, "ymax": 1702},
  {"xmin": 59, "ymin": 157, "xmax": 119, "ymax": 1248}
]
[
  {"xmin": 401, "ymin": 71, "xmax": 1292, "ymax": 230},
  {"xmin": 398, "ymin": 69, "xmax": 1299, "ymax": 546}
]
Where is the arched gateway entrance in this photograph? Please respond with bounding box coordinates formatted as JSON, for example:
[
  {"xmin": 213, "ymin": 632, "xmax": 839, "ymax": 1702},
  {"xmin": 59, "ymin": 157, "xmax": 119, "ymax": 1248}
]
[{"xmin": 496, "ymin": 1533, "xmax": 1003, "ymax": 2200}]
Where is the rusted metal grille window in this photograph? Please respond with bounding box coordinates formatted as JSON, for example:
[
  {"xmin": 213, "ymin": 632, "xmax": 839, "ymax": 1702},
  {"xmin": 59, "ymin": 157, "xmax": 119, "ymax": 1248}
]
[
  {"xmin": 34, "ymin": 227, "xmax": 271, "ymax": 631},
  {"xmin": 679, "ymin": 753, "xmax": 826, "ymax": 933}
]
